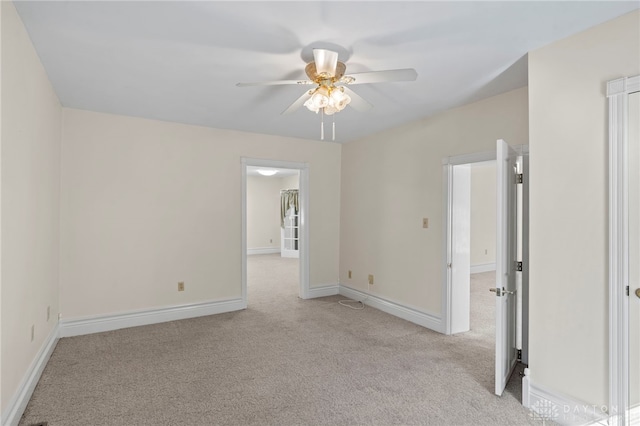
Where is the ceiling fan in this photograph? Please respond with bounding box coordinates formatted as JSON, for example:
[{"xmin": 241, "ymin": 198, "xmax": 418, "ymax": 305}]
[{"xmin": 236, "ymin": 48, "xmax": 418, "ymax": 140}]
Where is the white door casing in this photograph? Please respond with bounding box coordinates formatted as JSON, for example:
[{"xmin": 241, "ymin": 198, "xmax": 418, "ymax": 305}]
[
  {"xmin": 608, "ymin": 75, "xmax": 640, "ymax": 425},
  {"xmin": 627, "ymin": 91, "xmax": 639, "ymax": 421}
]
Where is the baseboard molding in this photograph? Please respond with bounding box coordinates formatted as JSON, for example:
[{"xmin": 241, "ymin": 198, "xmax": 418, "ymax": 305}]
[
  {"xmin": 306, "ymin": 284, "xmax": 339, "ymax": 298},
  {"xmin": 59, "ymin": 298, "xmax": 246, "ymax": 338},
  {"xmin": 339, "ymin": 285, "xmax": 443, "ymax": 333},
  {"xmin": 524, "ymin": 373, "xmax": 610, "ymax": 425},
  {"xmin": 247, "ymin": 247, "xmax": 280, "ymax": 255},
  {"xmin": 470, "ymin": 262, "xmax": 496, "ymax": 274},
  {"xmin": 2, "ymin": 324, "xmax": 59, "ymax": 426}
]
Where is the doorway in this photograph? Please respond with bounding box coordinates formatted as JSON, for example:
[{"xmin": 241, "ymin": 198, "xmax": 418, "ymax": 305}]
[
  {"xmin": 245, "ymin": 166, "xmax": 300, "ymax": 304},
  {"xmin": 241, "ymin": 158, "xmax": 310, "ymax": 306},
  {"xmin": 442, "ymin": 144, "xmax": 529, "ymax": 396},
  {"xmin": 469, "ymin": 161, "xmax": 498, "ymax": 342},
  {"xmin": 443, "ymin": 151, "xmax": 496, "ymax": 335}
]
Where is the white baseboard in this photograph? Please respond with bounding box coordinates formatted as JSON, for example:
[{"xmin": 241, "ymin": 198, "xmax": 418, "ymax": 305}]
[
  {"xmin": 247, "ymin": 247, "xmax": 280, "ymax": 255},
  {"xmin": 2, "ymin": 324, "xmax": 59, "ymax": 426},
  {"xmin": 339, "ymin": 285, "xmax": 443, "ymax": 333},
  {"xmin": 524, "ymin": 372, "xmax": 610, "ymax": 425},
  {"xmin": 470, "ymin": 262, "xmax": 496, "ymax": 274},
  {"xmin": 59, "ymin": 298, "xmax": 245, "ymax": 338},
  {"xmin": 306, "ymin": 284, "xmax": 339, "ymax": 298}
]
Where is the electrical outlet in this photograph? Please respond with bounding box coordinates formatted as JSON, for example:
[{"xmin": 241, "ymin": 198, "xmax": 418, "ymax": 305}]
[
  {"xmin": 31, "ymin": 325, "xmax": 35, "ymax": 342},
  {"xmin": 485, "ymin": 249, "xmax": 488, "ymax": 255},
  {"xmin": 348, "ymin": 270, "xmax": 352, "ymax": 279},
  {"xmin": 368, "ymin": 274, "xmax": 374, "ymax": 285},
  {"xmin": 47, "ymin": 306, "xmax": 50, "ymax": 321},
  {"xmin": 270, "ymin": 239, "xmax": 273, "ymax": 244},
  {"xmin": 423, "ymin": 218, "xmax": 429, "ymax": 228},
  {"xmin": 178, "ymin": 282, "xmax": 185, "ymax": 292}
]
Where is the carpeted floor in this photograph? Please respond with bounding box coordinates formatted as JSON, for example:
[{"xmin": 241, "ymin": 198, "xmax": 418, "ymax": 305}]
[{"xmin": 19, "ymin": 255, "xmax": 536, "ymax": 425}]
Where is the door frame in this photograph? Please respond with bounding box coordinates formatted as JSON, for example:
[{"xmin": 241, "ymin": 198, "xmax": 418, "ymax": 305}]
[
  {"xmin": 241, "ymin": 157, "xmax": 310, "ymax": 305},
  {"xmin": 607, "ymin": 74, "xmax": 639, "ymax": 423},
  {"xmin": 442, "ymin": 150, "xmax": 496, "ymax": 335}
]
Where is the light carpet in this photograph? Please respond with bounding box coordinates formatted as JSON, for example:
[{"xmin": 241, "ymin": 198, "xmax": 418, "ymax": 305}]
[{"xmin": 19, "ymin": 255, "xmax": 535, "ymax": 425}]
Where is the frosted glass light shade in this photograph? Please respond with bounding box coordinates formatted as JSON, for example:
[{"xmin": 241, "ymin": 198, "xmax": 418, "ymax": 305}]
[{"xmin": 257, "ymin": 169, "xmax": 278, "ymax": 176}]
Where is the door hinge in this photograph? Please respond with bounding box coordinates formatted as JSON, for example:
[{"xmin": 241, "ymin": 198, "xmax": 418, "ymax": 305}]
[
  {"xmin": 516, "ymin": 173, "xmax": 523, "ymax": 184},
  {"xmin": 517, "ymin": 349, "xmax": 522, "ymax": 362},
  {"xmin": 627, "ymin": 286, "xmax": 630, "ymax": 296},
  {"xmin": 516, "ymin": 261, "xmax": 523, "ymax": 272}
]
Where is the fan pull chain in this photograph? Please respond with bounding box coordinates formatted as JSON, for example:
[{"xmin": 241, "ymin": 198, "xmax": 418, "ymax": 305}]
[
  {"xmin": 320, "ymin": 109, "xmax": 325, "ymax": 140},
  {"xmin": 332, "ymin": 115, "xmax": 336, "ymax": 141}
]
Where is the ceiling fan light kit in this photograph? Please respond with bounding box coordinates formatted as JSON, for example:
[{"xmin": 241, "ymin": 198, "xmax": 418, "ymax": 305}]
[
  {"xmin": 237, "ymin": 47, "xmax": 418, "ymax": 141},
  {"xmin": 303, "ymin": 86, "xmax": 351, "ymax": 115}
]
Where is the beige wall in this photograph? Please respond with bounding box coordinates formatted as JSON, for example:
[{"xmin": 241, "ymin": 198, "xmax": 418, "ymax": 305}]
[
  {"xmin": 247, "ymin": 176, "xmax": 282, "ymax": 249},
  {"xmin": 281, "ymin": 174, "xmax": 299, "ymax": 191},
  {"xmin": 528, "ymin": 10, "xmax": 640, "ymax": 407},
  {"xmin": 470, "ymin": 163, "xmax": 496, "ymax": 267},
  {"xmin": 245, "ymin": 173, "xmax": 299, "ymax": 251},
  {"xmin": 340, "ymin": 87, "xmax": 528, "ymax": 314},
  {"xmin": 1, "ymin": 1, "xmax": 62, "ymax": 414},
  {"xmin": 247, "ymin": 175, "xmax": 284, "ymax": 250},
  {"xmin": 60, "ymin": 109, "xmax": 341, "ymax": 319}
]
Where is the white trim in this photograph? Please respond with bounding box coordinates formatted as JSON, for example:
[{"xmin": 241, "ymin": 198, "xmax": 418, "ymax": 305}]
[
  {"xmin": 442, "ymin": 150, "xmax": 496, "ymax": 336},
  {"xmin": 442, "ymin": 163, "xmax": 453, "ymax": 335},
  {"xmin": 307, "ymin": 284, "xmax": 339, "ymax": 298},
  {"xmin": 470, "ymin": 262, "xmax": 496, "ymax": 274},
  {"xmin": 247, "ymin": 247, "xmax": 280, "ymax": 255},
  {"xmin": 241, "ymin": 158, "xmax": 310, "ymax": 302},
  {"xmin": 525, "ymin": 376, "xmax": 609, "ymax": 425},
  {"xmin": 298, "ymin": 165, "xmax": 311, "ymax": 298},
  {"xmin": 59, "ymin": 298, "xmax": 245, "ymax": 338},
  {"xmin": 442, "ymin": 150, "xmax": 496, "ymax": 166},
  {"xmin": 339, "ymin": 285, "xmax": 443, "ymax": 333},
  {"xmin": 2, "ymin": 324, "xmax": 59, "ymax": 426},
  {"xmin": 607, "ymin": 74, "xmax": 639, "ymax": 424}
]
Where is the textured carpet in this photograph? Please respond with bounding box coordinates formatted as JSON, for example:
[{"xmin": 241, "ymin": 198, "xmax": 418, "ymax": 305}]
[{"xmin": 19, "ymin": 255, "xmax": 536, "ymax": 425}]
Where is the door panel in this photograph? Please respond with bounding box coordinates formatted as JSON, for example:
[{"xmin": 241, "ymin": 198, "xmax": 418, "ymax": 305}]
[{"xmin": 495, "ymin": 139, "xmax": 518, "ymax": 396}]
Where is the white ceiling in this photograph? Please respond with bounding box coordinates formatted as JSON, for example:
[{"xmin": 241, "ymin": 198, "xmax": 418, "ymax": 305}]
[{"xmin": 14, "ymin": 1, "xmax": 639, "ymax": 143}]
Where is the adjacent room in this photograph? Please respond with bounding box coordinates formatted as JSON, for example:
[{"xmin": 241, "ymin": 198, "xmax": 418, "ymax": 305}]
[
  {"xmin": 1, "ymin": 1, "xmax": 638, "ymax": 425},
  {"xmin": 246, "ymin": 167, "xmax": 301, "ymax": 305}
]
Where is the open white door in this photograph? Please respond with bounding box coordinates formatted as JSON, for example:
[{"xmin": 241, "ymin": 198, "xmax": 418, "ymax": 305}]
[{"xmin": 494, "ymin": 139, "xmax": 519, "ymax": 396}]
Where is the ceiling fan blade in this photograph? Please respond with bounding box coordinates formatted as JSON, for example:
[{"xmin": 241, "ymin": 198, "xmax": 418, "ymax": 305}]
[
  {"xmin": 341, "ymin": 68, "xmax": 418, "ymax": 85},
  {"xmin": 236, "ymin": 80, "xmax": 314, "ymax": 87},
  {"xmin": 341, "ymin": 87, "xmax": 373, "ymax": 112},
  {"xmin": 313, "ymin": 48, "xmax": 338, "ymax": 77},
  {"xmin": 282, "ymin": 90, "xmax": 313, "ymax": 115}
]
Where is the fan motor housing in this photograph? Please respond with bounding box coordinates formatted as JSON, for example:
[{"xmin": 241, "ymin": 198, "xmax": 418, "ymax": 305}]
[{"xmin": 305, "ymin": 61, "xmax": 346, "ymax": 82}]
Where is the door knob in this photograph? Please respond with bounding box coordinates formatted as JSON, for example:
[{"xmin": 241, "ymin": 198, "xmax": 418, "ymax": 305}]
[{"xmin": 635, "ymin": 288, "xmax": 640, "ymax": 299}]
